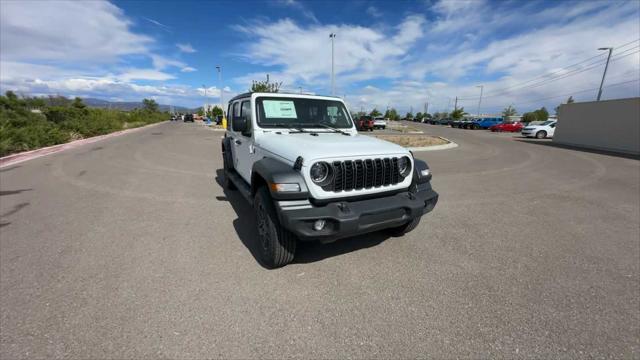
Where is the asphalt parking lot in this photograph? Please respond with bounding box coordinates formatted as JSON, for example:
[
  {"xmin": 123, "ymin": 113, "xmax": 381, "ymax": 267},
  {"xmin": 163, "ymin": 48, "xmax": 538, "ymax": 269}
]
[{"xmin": 1, "ymin": 121, "xmax": 638, "ymax": 358}]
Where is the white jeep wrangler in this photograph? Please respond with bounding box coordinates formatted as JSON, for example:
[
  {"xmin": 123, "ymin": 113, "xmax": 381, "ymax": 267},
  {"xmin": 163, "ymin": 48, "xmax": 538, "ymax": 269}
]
[{"xmin": 222, "ymin": 92, "xmax": 438, "ymax": 268}]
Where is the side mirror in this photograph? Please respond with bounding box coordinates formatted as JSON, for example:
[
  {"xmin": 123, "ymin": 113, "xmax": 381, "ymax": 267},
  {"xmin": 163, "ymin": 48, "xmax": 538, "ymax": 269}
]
[{"xmin": 232, "ymin": 116, "xmax": 247, "ymax": 133}]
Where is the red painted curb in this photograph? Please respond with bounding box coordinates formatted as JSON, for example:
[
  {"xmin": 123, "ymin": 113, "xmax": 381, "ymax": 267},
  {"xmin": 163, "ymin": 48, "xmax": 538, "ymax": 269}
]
[{"xmin": 0, "ymin": 121, "xmax": 165, "ymax": 168}]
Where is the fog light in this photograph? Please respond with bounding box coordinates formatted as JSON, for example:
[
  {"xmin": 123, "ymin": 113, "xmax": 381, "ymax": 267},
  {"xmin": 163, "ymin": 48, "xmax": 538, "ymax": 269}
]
[
  {"xmin": 420, "ymin": 169, "xmax": 431, "ymax": 177},
  {"xmin": 313, "ymin": 219, "xmax": 326, "ymax": 231}
]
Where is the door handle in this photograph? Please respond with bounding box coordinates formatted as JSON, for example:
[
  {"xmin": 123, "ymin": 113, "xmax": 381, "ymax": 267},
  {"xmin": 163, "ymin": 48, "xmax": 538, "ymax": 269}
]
[{"xmin": 234, "ymin": 139, "xmax": 242, "ymax": 145}]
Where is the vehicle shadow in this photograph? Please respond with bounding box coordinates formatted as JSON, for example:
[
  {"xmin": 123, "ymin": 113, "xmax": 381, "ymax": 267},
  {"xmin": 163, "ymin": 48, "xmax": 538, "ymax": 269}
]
[
  {"xmin": 214, "ymin": 169, "xmax": 391, "ymax": 267},
  {"xmin": 514, "ymin": 139, "xmax": 640, "ymax": 160}
]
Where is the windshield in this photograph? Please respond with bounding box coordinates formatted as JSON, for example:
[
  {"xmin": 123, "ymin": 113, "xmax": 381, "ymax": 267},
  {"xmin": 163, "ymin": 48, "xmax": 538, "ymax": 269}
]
[{"xmin": 256, "ymin": 97, "xmax": 353, "ymax": 129}]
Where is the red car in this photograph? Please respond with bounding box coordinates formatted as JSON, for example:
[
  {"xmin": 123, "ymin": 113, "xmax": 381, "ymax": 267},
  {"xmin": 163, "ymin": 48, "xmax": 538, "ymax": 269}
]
[
  {"xmin": 490, "ymin": 122, "xmax": 523, "ymax": 132},
  {"xmin": 356, "ymin": 115, "xmax": 374, "ymax": 131}
]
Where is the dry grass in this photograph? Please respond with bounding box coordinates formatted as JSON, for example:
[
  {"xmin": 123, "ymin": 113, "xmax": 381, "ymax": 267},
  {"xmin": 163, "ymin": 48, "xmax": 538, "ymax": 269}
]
[
  {"xmin": 374, "ymin": 134, "xmax": 449, "ymax": 147},
  {"xmin": 387, "ymin": 123, "xmax": 420, "ymax": 133}
]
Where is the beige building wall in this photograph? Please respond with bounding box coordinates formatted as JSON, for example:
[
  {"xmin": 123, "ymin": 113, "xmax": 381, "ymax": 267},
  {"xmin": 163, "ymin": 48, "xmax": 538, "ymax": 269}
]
[{"xmin": 555, "ymin": 97, "xmax": 640, "ymax": 155}]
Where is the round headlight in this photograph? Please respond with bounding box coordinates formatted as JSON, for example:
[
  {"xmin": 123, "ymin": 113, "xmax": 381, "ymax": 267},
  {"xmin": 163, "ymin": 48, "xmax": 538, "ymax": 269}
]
[
  {"xmin": 398, "ymin": 156, "xmax": 412, "ymax": 177},
  {"xmin": 310, "ymin": 162, "xmax": 331, "ymax": 184}
]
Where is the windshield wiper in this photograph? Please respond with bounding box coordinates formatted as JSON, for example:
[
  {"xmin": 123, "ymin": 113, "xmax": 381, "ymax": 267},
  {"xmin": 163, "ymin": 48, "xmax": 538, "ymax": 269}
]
[
  {"xmin": 268, "ymin": 123, "xmax": 313, "ymax": 133},
  {"xmin": 313, "ymin": 123, "xmax": 351, "ymax": 136}
]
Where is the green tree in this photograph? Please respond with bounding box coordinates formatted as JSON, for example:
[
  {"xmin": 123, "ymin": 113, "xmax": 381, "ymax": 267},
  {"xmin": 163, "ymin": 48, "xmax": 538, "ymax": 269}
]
[
  {"xmin": 533, "ymin": 106, "xmax": 549, "ymax": 121},
  {"xmin": 251, "ymin": 79, "xmax": 282, "ymax": 93},
  {"xmin": 72, "ymin": 97, "xmax": 86, "ymax": 109},
  {"xmin": 415, "ymin": 112, "xmax": 423, "ymax": 120},
  {"xmin": 384, "ymin": 108, "xmax": 399, "ymax": 120},
  {"xmin": 450, "ymin": 107, "xmax": 467, "ymax": 120},
  {"xmin": 142, "ymin": 98, "xmax": 159, "ymax": 112},
  {"xmin": 502, "ymin": 105, "xmax": 517, "ymax": 117},
  {"xmin": 405, "ymin": 112, "xmax": 413, "ymax": 119},
  {"xmin": 197, "ymin": 107, "xmax": 204, "ymax": 116},
  {"xmin": 207, "ymin": 105, "xmax": 223, "ymax": 118},
  {"xmin": 522, "ymin": 112, "xmax": 537, "ymax": 123},
  {"xmin": 369, "ymin": 108, "xmax": 382, "ymax": 117}
]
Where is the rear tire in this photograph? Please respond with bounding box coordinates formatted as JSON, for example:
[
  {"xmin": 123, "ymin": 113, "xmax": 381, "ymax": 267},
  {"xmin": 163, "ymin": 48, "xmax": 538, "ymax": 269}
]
[
  {"xmin": 536, "ymin": 130, "xmax": 547, "ymax": 139},
  {"xmin": 254, "ymin": 186, "xmax": 297, "ymax": 268}
]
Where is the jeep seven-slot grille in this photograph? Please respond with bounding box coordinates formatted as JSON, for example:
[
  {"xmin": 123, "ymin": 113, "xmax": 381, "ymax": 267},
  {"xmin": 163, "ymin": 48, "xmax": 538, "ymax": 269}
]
[{"xmin": 321, "ymin": 157, "xmax": 401, "ymax": 192}]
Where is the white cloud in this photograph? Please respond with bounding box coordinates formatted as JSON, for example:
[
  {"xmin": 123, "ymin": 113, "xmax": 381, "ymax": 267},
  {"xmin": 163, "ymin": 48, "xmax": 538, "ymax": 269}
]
[
  {"xmin": 180, "ymin": 67, "xmax": 197, "ymax": 73},
  {"xmin": 366, "ymin": 6, "xmax": 382, "ymax": 18},
  {"xmin": 150, "ymin": 54, "xmax": 185, "ymax": 70},
  {"xmin": 232, "ymin": 15, "xmax": 426, "ymax": 89},
  {"xmin": 274, "ymin": 0, "xmax": 319, "ymax": 24},
  {"xmin": 0, "ymin": 0, "xmax": 152, "ymax": 62},
  {"xmin": 176, "ymin": 43, "xmax": 197, "ymax": 53},
  {"xmin": 117, "ymin": 69, "xmax": 175, "ymax": 81}
]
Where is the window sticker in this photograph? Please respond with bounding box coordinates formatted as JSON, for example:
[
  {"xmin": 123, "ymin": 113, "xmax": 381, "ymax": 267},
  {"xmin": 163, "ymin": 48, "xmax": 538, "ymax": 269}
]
[{"xmin": 263, "ymin": 100, "xmax": 297, "ymax": 118}]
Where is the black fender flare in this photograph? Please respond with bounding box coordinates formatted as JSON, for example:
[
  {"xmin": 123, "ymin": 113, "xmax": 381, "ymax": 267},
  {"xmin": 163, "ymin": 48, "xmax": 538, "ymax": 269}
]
[
  {"xmin": 251, "ymin": 157, "xmax": 310, "ymax": 200},
  {"xmin": 221, "ymin": 137, "xmax": 234, "ymax": 170},
  {"xmin": 412, "ymin": 158, "xmax": 432, "ymax": 184}
]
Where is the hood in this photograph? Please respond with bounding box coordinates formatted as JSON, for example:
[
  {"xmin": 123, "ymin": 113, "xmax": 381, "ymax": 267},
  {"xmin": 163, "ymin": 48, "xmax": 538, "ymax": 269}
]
[{"xmin": 256, "ymin": 132, "xmax": 409, "ymax": 163}]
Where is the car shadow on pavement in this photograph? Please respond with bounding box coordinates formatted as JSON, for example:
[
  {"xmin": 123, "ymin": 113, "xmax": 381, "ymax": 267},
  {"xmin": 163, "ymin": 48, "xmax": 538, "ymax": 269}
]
[
  {"xmin": 514, "ymin": 139, "xmax": 640, "ymax": 160},
  {"xmin": 214, "ymin": 169, "xmax": 392, "ymax": 268}
]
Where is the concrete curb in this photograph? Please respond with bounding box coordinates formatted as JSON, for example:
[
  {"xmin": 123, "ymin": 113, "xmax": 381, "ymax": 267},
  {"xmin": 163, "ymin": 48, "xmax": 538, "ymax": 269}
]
[
  {"xmin": 0, "ymin": 121, "xmax": 165, "ymax": 168},
  {"xmin": 408, "ymin": 136, "xmax": 459, "ymax": 152}
]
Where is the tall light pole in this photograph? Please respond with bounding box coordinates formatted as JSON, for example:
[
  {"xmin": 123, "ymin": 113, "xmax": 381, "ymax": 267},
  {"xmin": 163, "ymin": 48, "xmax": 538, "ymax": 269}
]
[
  {"xmin": 329, "ymin": 33, "xmax": 336, "ymax": 95},
  {"xmin": 597, "ymin": 47, "xmax": 613, "ymax": 101},
  {"xmin": 202, "ymin": 84, "xmax": 207, "ymax": 114},
  {"xmin": 476, "ymin": 85, "xmax": 484, "ymax": 116},
  {"xmin": 216, "ymin": 65, "xmax": 223, "ymax": 115}
]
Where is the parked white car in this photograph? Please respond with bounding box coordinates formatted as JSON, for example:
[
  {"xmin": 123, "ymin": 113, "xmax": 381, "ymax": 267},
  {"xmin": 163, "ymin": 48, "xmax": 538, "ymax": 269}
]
[
  {"xmin": 522, "ymin": 120, "xmax": 557, "ymax": 139},
  {"xmin": 373, "ymin": 117, "xmax": 387, "ymax": 129}
]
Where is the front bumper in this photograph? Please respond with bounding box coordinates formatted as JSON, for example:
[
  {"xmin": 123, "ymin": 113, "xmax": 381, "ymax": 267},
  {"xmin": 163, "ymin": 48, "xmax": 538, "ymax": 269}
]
[{"xmin": 274, "ymin": 183, "xmax": 438, "ymax": 242}]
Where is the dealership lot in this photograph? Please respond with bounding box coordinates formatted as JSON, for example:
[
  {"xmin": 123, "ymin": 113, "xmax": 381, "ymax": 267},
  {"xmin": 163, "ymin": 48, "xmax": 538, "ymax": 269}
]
[{"xmin": 1, "ymin": 121, "xmax": 638, "ymax": 358}]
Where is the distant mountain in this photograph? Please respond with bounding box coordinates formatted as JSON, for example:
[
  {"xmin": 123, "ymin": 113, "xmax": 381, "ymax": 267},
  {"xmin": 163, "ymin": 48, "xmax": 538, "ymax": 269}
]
[{"xmin": 83, "ymin": 98, "xmax": 193, "ymax": 113}]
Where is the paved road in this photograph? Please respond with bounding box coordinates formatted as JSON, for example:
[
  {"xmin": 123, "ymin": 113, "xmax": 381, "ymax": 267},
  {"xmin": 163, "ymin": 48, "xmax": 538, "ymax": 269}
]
[{"xmin": 1, "ymin": 121, "xmax": 638, "ymax": 358}]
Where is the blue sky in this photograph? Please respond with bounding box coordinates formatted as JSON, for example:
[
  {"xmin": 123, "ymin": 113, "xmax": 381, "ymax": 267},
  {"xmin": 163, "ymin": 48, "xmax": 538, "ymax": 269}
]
[{"xmin": 1, "ymin": 0, "xmax": 639, "ymax": 114}]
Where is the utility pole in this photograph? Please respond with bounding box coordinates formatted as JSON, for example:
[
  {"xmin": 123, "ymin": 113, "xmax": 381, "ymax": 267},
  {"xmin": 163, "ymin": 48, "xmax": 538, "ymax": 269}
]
[
  {"xmin": 202, "ymin": 84, "xmax": 207, "ymax": 114},
  {"xmin": 454, "ymin": 96, "xmax": 458, "ymax": 111},
  {"xmin": 216, "ymin": 65, "xmax": 224, "ymax": 119},
  {"xmin": 329, "ymin": 33, "xmax": 336, "ymax": 95},
  {"xmin": 597, "ymin": 47, "xmax": 613, "ymax": 101},
  {"xmin": 476, "ymin": 85, "xmax": 484, "ymax": 116}
]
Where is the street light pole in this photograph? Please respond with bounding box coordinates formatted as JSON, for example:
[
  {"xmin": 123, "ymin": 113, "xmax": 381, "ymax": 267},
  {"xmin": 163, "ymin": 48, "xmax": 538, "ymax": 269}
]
[
  {"xmin": 476, "ymin": 85, "xmax": 484, "ymax": 116},
  {"xmin": 216, "ymin": 65, "xmax": 223, "ymax": 115},
  {"xmin": 202, "ymin": 84, "xmax": 207, "ymax": 114},
  {"xmin": 329, "ymin": 33, "xmax": 336, "ymax": 95},
  {"xmin": 597, "ymin": 47, "xmax": 613, "ymax": 101}
]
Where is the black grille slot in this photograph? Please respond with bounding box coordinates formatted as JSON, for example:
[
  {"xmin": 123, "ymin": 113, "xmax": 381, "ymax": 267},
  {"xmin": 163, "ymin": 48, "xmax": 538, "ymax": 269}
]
[
  {"xmin": 364, "ymin": 159, "xmax": 374, "ymax": 188},
  {"xmin": 354, "ymin": 160, "xmax": 365, "ymax": 189},
  {"xmin": 344, "ymin": 160, "xmax": 354, "ymax": 191},
  {"xmin": 322, "ymin": 157, "xmax": 403, "ymax": 192}
]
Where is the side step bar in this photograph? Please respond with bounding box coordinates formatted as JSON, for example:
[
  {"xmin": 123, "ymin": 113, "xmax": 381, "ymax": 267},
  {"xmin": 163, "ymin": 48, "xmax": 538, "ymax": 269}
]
[{"xmin": 226, "ymin": 169, "xmax": 253, "ymax": 203}]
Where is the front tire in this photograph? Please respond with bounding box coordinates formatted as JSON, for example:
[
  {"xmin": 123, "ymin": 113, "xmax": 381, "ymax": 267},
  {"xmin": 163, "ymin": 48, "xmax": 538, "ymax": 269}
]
[
  {"xmin": 254, "ymin": 186, "xmax": 297, "ymax": 268},
  {"xmin": 536, "ymin": 130, "xmax": 547, "ymax": 139}
]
